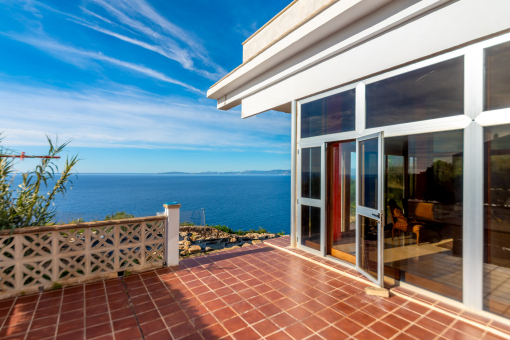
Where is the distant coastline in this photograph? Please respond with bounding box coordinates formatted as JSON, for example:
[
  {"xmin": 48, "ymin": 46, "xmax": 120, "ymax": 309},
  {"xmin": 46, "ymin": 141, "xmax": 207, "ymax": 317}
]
[{"xmin": 158, "ymin": 170, "xmax": 291, "ymax": 175}]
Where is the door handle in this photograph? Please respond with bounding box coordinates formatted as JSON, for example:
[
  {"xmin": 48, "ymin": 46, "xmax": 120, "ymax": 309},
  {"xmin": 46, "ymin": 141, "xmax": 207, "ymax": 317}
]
[{"xmin": 372, "ymin": 213, "xmax": 380, "ymax": 218}]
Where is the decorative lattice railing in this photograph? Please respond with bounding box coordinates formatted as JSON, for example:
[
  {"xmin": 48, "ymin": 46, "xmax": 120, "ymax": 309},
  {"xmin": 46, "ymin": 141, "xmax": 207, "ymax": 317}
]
[{"xmin": 0, "ymin": 216, "xmax": 168, "ymax": 299}]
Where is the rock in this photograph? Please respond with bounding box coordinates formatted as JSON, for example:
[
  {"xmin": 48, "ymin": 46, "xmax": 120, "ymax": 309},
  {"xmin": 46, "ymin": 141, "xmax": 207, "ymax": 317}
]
[
  {"xmin": 179, "ymin": 245, "xmax": 185, "ymax": 250},
  {"xmin": 189, "ymin": 245, "xmax": 202, "ymax": 254},
  {"xmin": 179, "ymin": 250, "xmax": 187, "ymax": 256},
  {"xmin": 205, "ymin": 247, "xmax": 214, "ymax": 252},
  {"xmin": 242, "ymin": 243, "xmax": 252, "ymax": 247},
  {"xmin": 252, "ymin": 240, "xmax": 263, "ymax": 245},
  {"xmin": 229, "ymin": 238, "xmax": 237, "ymax": 243},
  {"xmin": 184, "ymin": 241, "xmax": 192, "ymax": 246},
  {"xmin": 230, "ymin": 245, "xmax": 241, "ymax": 249},
  {"xmin": 178, "ymin": 240, "xmax": 185, "ymax": 245}
]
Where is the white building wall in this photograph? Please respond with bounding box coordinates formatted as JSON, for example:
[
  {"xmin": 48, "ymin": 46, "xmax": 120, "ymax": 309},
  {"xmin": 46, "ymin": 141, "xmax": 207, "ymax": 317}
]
[{"xmin": 241, "ymin": 0, "xmax": 510, "ymax": 117}]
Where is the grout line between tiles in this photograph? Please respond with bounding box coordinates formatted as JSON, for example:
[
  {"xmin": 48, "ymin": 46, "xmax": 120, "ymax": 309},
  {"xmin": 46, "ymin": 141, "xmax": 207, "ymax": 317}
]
[
  {"xmin": 103, "ymin": 280, "xmax": 116, "ymax": 340},
  {"xmin": 22, "ymin": 289, "xmax": 42, "ymax": 340},
  {"xmin": 122, "ymin": 278, "xmax": 146, "ymax": 340},
  {"xmin": 52, "ymin": 288, "xmax": 64, "ymax": 340}
]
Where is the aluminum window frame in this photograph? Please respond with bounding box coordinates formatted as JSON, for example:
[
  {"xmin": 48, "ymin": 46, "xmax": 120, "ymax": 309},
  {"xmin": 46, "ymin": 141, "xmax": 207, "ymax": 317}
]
[{"xmin": 293, "ymin": 31, "xmax": 510, "ymax": 318}]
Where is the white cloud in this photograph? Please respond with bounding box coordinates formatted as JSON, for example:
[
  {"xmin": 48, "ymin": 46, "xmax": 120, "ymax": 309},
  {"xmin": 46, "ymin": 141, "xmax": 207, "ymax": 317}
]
[
  {"xmin": 0, "ymin": 81, "xmax": 290, "ymax": 152},
  {"xmin": 83, "ymin": 0, "xmax": 226, "ymax": 79},
  {"xmin": 1, "ymin": 32, "xmax": 203, "ymax": 94}
]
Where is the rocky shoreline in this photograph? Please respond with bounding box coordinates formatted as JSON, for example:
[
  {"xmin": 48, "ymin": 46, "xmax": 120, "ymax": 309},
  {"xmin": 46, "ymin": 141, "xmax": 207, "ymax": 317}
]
[{"xmin": 178, "ymin": 226, "xmax": 279, "ymax": 258}]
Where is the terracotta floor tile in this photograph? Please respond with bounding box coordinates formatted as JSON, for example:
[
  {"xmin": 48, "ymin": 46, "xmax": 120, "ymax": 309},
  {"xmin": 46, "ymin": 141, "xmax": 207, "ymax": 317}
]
[
  {"xmin": 252, "ymin": 319, "xmax": 279, "ymax": 337},
  {"xmin": 58, "ymin": 320, "xmax": 83, "ymax": 335},
  {"xmin": 316, "ymin": 308, "xmax": 343, "ymax": 324},
  {"xmin": 86, "ymin": 312, "xmax": 110, "ymax": 327},
  {"xmin": 85, "ymin": 322, "xmax": 112, "ymax": 340},
  {"xmin": 204, "ymin": 298, "xmax": 227, "ymax": 312},
  {"xmin": 266, "ymin": 330, "xmax": 294, "ymax": 340},
  {"xmin": 57, "ymin": 329, "xmax": 84, "ymax": 340},
  {"xmin": 344, "ymin": 296, "xmax": 369, "ymax": 309},
  {"xmin": 239, "ymin": 289, "xmax": 259, "ymax": 300},
  {"xmin": 110, "ymin": 307, "xmax": 134, "ymax": 320},
  {"xmin": 222, "ymin": 294, "xmax": 244, "ymax": 306},
  {"xmin": 170, "ymin": 320, "xmax": 196, "ymax": 339},
  {"xmin": 416, "ymin": 316, "xmax": 449, "ymax": 335},
  {"xmin": 183, "ymin": 304, "xmax": 208, "ymax": 318},
  {"xmin": 393, "ymin": 307, "xmax": 421, "ymax": 322},
  {"xmin": 319, "ymin": 326, "xmax": 349, "ymax": 340},
  {"xmin": 265, "ymin": 290, "xmax": 285, "ymax": 302},
  {"xmin": 349, "ymin": 311, "xmax": 376, "ymax": 327},
  {"xmin": 284, "ymin": 322, "xmax": 314, "ymax": 340},
  {"xmin": 392, "ymin": 333, "xmax": 415, "ymax": 340},
  {"xmin": 137, "ymin": 310, "xmax": 161, "ymax": 325},
  {"xmin": 271, "ymin": 312, "xmax": 297, "ymax": 328},
  {"xmin": 353, "ymin": 329, "xmax": 385, "ymax": 340},
  {"xmin": 213, "ymin": 307, "xmax": 237, "ymax": 321},
  {"xmin": 111, "ymin": 317, "xmax": 138, "ymax": 333},
  {"xmin": 259, "ymin": 303, "xmax": 283, "ymax": 317},
  {"xmin": 232, "ymin": 326, "xmax": 261, "ymax": 340},
  {"xmin": 215, "ymin": 287, "xmax": 234, "ymax": 297},
  {"xmin": 191, "ymin": 313, "xmax": 217, "ymax": 330},
  {"xmin": 426, "ymin": 310, "xmax": 456, "ymax": 326},
  {"xmin": 302, "ymin": 315, "xmax": 329, "ymax": 332},
  {"xmin": 201, "ymin": 324, "xmax": 228, "ymax": 340},
  {"xmin": 273, "ymin": 298, "xmax": 298, "ymax": 311},
  {"xmin": 86, "ymin": 303, "xmax": 109, "ymax": 315},
  {"xmin": 240, "ymin": 309, "xmax": 266, "ymax": 324},
  {"xmin": 334, "ymin": 317, "xmax": 363, "ymax": 335},
  {"xmin": 222, "ymin": 316, "xmax": 248, "ymax": 333},
  {"xmin": 253, "ymin": 284, "xmax": 274, "ymax": 294},
  {"xmin": 247, "ymin": 295, "xmax": 270, "ymax": 308},
  {"xmin": 451, "ymin": 320, "xmax": 485, "ymax": 339},
  {"xmin": 381, "ymin": 314, "xmax": 410, "ymax": 329},
  {"xmin": 362, "ymin": 304, "xmax": 388, "ymax": 319},
  {"xmin": 302, "ymin": 300, "xmax": 326, "ymax": 313},
  {"xmin": 114, "ymin": 327, "xmax": 144, "ymax": 340},
  {"xmin": 404, "ymin": 324, "xmax": 438, "ymax": 340},
  {"xmin": 145, "ymin": 329, "xmax": 173, "ymax": 340},
  {"xmin": 331, "ymin": 301, "xmax": 357, "ymax": 316},
  {"xmin": 369, "ymin": 321, "xmax": 399, "ymax": 339},
  {"xmin": 231, "ymin": 301, "xmax": 254, "ymax": 314}
]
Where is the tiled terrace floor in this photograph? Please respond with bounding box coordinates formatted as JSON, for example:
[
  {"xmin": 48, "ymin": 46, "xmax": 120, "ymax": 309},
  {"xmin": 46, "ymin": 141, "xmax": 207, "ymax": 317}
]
[{"xmin": 1, "ymin": 236, "xmax": 509, "ymax": 340}]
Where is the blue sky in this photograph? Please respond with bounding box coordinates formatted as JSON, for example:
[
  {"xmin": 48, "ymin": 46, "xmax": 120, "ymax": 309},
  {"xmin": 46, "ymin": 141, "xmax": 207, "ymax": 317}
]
[{"xmin": 0, "ymin": 0, "xmax": 292, "ymax": 173}]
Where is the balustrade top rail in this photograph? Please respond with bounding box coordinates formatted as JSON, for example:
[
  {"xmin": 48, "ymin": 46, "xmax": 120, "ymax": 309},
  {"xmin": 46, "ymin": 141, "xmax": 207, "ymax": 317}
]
[{"xmin": 0, "ymin": 216, "xmax": 167, "ymax": 236}]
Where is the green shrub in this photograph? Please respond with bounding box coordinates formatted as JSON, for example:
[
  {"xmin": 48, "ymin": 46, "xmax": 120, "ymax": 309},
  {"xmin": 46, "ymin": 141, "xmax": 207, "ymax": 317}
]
[
  {"xmin": 104, "ymin": 211, "xmax": 134, "ymax": 220},
  {"xmin": 180, "ymin": 221, "xmax": 195, "ymax": 226},
  {"xmin": 0, "ymin": 135, "xmax": 79, "ymax": 231}
]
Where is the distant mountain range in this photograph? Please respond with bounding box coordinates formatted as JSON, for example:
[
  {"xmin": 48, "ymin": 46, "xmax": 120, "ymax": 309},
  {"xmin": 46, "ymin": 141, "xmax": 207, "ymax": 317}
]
[{"xmin": 159, "ymin": 170, "xmax": 291, "ymax": 175}]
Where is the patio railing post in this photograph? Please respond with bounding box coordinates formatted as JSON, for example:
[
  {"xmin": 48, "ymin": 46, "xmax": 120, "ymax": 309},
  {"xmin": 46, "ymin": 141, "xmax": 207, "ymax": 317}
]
[{"xmin": 164, "ymin": 202, "xmax": 181, "ymax": 267}]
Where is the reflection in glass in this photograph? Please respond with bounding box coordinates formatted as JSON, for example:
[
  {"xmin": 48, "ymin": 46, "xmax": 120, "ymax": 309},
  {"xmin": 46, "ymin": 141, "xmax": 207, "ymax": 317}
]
[
  {"xmin": 366, "ymin": 57, "xmax": 464, "ymax": 128},
  {"xmin": 359, "ymin": 138, "xmax": 378, "ymax": 210},
  {"xmin": 301, "ymin": 205, "xmax": 321, "ymax": 251},
  {"xmin": 484, "ymin": 124, "xmax": 510, "ymax": 318},
  {"xmin": 360, "ymin": 216, "xmax": 379, "ymax": 281},
  {"xmin": 485, "ymin": 41, "xmax": 510, "ymax": 111},
  {"xmin": 301, "ymin": 147, "xmax": 321, "ymax": 199},
  {"xmin": 301, "ymin": 89, "xmax": 355, "ymax": 138},
  {"xmin": 328, "ymin": 141, "xmax": 356, "ymax": 263},
  {"xmin": 384, "ymin": 130, "xmax": 463, "ymax": 301}
]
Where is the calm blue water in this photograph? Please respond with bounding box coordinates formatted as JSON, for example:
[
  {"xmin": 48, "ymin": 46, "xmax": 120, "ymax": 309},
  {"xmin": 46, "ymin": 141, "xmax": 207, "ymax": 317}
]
[{"xmin": 46, "ymin": 174, "xmax": 290, "ymax": 234}]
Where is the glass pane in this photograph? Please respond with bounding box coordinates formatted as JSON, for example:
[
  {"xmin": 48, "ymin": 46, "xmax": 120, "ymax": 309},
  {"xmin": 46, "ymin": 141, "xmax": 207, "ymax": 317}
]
[
  {"xmin": 301, "ymin": 89, "xmax": 355, "ymax": 138},
  {"xmin": 328, "ymin": 141, "xmax": 356, "ymax": 263},
  {"xmin": 485, "ymin": 41, "xmax": 510, "ymax": 111},
  {"xmin": 484, "ymin": 124, "xmax": 510, "ymax": 318},
  {"xmin": 301, "ymin": 147, "xmax": 321, "ymax": 199},
  {"xmin": 301, "ymin": 205, "xmax": 321, "ymax": 251},
  {"xmin": 366, "ymin": 56, "xmax": 464, "ymax": 129},
  {"xmin": 384, "ymin": 130, "xmax": 463, "ymax": 301},
  {"xmin": 360, "ymin": 215, "xmax": 379, "ymax": 281},
  {"xmin": 359, "ymin": 138, "xmax": 378, "ymax": 209}
]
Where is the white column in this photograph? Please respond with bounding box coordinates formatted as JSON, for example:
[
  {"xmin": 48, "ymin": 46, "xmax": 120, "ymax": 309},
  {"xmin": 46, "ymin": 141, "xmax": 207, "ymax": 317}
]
[
  {"xmin": 164, "ymin": 202, "xmax": 181, "ymax": 267},
  {"xmin": 291, "ymin": 100, "xmax": 297, "ymax": 248}
]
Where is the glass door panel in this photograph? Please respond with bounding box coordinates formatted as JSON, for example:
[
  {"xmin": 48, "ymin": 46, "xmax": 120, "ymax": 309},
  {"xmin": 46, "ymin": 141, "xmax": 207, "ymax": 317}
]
[
  {"xmin": 298, "ymin": 145, "xmax": 324, "ymax": 254},
  {"xmin": 327, "ymin": 141, "xmax": 356, "ymax": 264},
  {"xmin": 356, "ymin": 132, "xmax": 383, "ymax": 286}
]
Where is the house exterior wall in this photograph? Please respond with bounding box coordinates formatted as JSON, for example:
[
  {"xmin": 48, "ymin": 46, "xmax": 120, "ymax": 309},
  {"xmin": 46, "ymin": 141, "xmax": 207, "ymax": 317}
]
[{"xmin": 241, "ymin": 0, "xmax": 510, "ymax": 117}]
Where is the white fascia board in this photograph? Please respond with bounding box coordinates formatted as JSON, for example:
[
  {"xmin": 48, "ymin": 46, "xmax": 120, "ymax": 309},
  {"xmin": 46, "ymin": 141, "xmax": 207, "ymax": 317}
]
[
  {"xmin": 207, "ymin": 0, "xmax": 449, "ymax": 112},
  {"xmin": 241, "ymin": 0, "xmax": 510, "ymax": 118},
  {"xmin": 206, "ymin": 0, "xmax": 392, "ymax": 104}
]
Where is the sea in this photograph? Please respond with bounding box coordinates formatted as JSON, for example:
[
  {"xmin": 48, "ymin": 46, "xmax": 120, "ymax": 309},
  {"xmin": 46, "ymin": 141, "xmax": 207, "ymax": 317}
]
[{"xmin": 40, "ymin": 174, "xmax": 291, "ymax": 234}]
